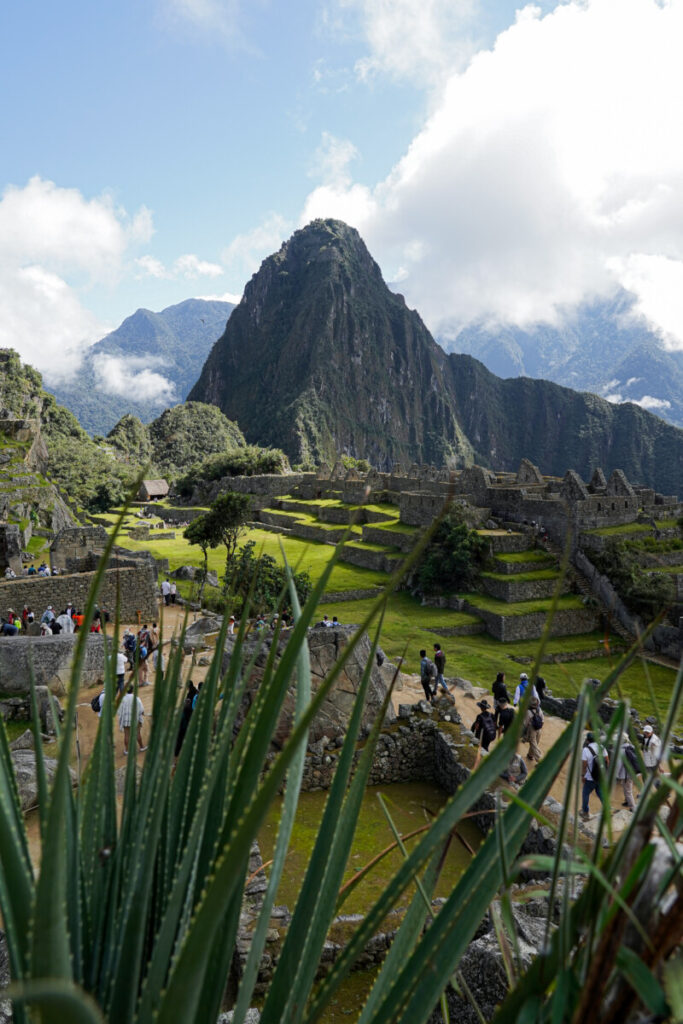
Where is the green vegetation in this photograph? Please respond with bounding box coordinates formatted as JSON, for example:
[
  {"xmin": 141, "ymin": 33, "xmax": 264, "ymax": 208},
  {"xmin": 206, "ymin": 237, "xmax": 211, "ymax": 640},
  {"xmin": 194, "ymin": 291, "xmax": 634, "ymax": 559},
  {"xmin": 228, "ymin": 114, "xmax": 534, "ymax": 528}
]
[
  {"xmin": 147, "ymin": 401, "xmax": 246, "ymax": 477},
  {"xmin": 176, "ymin": 444, "xmax": 289, "ymax": 497},
  {"xmin": 415, "ymin": 507, "xmax": 487, "ymax": 596},
  {"xmin": 480, "ymin": 568, "xmax": 561, "ymax": 583},
  {"xmin": 591, "ymin": 539, "xmax": 676, "ymax": 620},
  {"xmin": 105, "ymin": 413, "xmax": 154, "ymax": 465},
  {"xmin": 461, "ymin": 592, "xmax": 586, "ymax": 616},
  {"xmin": 0, "ymin": 530, "xmax": 679, "ymax": 1023},
  {"xmin": 222, "ymin": 539, "xmax": 311, "ymax": 617}
]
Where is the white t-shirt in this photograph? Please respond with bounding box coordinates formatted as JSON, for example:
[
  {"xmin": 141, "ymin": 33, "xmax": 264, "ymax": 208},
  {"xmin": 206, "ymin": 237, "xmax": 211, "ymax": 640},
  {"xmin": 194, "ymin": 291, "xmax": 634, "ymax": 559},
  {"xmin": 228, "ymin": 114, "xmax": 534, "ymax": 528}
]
[
  {"xmin": 582, "ymin": 742, "xmax": 607, "ymax": 783},
  {"xmin": 642, "ymin": 733, "xmax": 662, "ymax": 768},
  {"xmin": 116, "ymin": 652, "xmax": 126, "ymax": 675},
  {"xmin": 161, "ymin": 580, "xmax": 171, "ymax": 596}
]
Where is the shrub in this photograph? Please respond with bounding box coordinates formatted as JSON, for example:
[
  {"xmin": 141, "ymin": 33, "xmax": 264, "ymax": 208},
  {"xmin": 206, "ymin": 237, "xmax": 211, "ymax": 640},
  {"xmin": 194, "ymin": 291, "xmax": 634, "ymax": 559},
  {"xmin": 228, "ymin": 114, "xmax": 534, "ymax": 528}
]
[
  {"xmin": 176, "ymin": 446, "xmax": 290, "ymax": 498},
  {"xmin": 223, "ymin": 539, "xmax": 312, "ymax": 616},
  {"xmin": 592, "ymin": 540, "xmax": 676, "ymax": 620},
  {"xmin": 414, "ymin": 505, "xmax": 487, "ymax": 595}
]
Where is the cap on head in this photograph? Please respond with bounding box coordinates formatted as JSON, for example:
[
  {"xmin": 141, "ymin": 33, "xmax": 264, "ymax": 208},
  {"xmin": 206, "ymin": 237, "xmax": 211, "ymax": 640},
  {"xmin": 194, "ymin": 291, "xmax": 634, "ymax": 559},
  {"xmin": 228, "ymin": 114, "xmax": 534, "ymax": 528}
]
[
  {"xmin": 643, "ymin": 724, "xmax": 654, "ymax": 734},
  {"xmin": 520, "ymin": 672, "xmax": 528, "ymax": 680}
]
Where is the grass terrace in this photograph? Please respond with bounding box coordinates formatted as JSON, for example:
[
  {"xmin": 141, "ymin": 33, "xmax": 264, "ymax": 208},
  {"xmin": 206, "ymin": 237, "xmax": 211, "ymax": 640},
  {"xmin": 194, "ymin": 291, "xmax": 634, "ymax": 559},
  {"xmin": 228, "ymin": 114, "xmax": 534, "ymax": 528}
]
[{"xmin": 460, "ymin": 592, "xmax": 586, "ymax": 617}]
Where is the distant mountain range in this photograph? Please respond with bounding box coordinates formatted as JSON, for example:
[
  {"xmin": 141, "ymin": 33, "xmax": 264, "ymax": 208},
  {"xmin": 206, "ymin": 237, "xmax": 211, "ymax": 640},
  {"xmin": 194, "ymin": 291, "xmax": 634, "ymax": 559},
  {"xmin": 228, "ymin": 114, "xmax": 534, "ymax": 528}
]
[
  {"xmin": 443, "ymin": 293, "xmax": 683, "ymax": 430},
  {"xmin": 45, "ymin": 298, "xmax": 234, "ymax": 435},
  {"xmin": 189, "ymin": 219, "xmax": 683, "ymax": 496}
]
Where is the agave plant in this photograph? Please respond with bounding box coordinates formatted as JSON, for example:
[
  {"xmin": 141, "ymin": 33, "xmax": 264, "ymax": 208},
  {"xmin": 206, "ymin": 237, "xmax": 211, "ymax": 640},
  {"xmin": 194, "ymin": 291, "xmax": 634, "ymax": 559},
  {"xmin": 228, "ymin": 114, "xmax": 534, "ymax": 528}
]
[{"xmin": 0, "ymin": 512, "xmax": 680, "ymax": 1024}]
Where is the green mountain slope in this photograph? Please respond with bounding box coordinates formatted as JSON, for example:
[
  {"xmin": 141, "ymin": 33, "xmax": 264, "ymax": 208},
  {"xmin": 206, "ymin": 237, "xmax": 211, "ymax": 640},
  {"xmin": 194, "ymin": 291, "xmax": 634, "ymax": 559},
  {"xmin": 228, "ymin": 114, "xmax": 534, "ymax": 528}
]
[{"xmin": 46, "ymin": 298, "xmax": 234, "ymax": 435}]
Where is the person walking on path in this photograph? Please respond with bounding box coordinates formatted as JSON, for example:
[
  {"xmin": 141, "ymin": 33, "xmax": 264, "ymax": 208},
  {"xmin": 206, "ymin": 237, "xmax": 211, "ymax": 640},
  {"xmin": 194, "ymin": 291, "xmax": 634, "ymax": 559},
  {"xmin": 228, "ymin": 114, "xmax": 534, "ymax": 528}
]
[
  {"xmin": 495, "ymin": 696, "xmax": 515, "ymax": 739},
  {"xmin": 581, "ymin": 732, "xmax": 609, "ymax": 819},
  {"xmin": 161, "ymin": 579, "xmax": 171, "ymax": 606},
  {"xmin": 419, "ymin": 649, "xmax": 437, "ymax": 703},
  {"xmin": 641, "ymin": 724, "xmax": 663, "ymax": 783},
  {"xmin": 492, "ymin": 672, "xmax": 510, "ymax": 707},
  {"xmin": 617, "ymin": 734, "xmax": 640, "ymax": 811},
  {"xmin": 115, "ymin": 650, "xmax": 126, "ymax": 695},
  {"xmin": 170, "ymin": 581, "xmax": 177, "ymax": 604},
  {"xmin": 524, "ymin": 696, "xmax": 544, "ymax": 762},
  {"xmin": 432, "ymin": 643, "xmax": 451, "ymax": 695},
  {"xmin": 117, "ymin": 685, "xmax": 147, "ymax": 755},
  {"xmin": 472, "ymin": 700, "xmax": 497, "ymax": 752},
  {"xmin": 513, "ymin": 672, "xmax": 538, "ymax": 707}
]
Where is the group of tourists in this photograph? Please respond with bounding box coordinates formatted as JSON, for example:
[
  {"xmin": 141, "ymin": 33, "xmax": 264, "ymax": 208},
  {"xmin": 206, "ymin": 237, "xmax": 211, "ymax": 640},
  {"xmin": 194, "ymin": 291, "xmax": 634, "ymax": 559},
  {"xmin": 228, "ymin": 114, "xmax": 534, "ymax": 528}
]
[
  {"xmin": 160, "ymin": 579, "xmax": 177, "ymax": 605},
  {"xmin": 469, "ymin": 671, "xmax": 545, "ymax": 766},
  {"xmin": 419, "ymin": 644, "xmax": 451, "ymax": 701},
  {"xmin": 580, "ymin": 722, "xmax": 664, "ymax": 818},
  {"xmin": 4, "ymin": 562, "xmax": 62, "ymax": 579}
]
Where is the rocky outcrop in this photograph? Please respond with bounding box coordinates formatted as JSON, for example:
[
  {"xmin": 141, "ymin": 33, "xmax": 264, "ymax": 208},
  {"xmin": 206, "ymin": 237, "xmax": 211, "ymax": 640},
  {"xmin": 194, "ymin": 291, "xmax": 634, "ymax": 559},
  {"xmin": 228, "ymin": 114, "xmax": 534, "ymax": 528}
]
[
  {"xmin": 9, "ymin": 749, "xmax": 73, "ymax": 811},
  {"xmin": 224, "ymin": 624, "xmax": 395, "ymax": 747}
]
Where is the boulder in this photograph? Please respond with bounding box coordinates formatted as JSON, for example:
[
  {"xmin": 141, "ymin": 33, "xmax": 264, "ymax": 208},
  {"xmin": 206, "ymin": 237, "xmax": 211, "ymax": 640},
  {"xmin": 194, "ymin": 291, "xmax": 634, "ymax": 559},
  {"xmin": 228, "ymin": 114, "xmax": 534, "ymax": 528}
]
[
  {"xmin": 9, "ymin": 728, "xmax": 34, "ymax": 751},
  {"xmin": 10, "ymin": 749, "xmax": 74, "ymax": 810},
  {"xmin": 225, "ymin": 625, "xmax": 395, "ymax": 748}
]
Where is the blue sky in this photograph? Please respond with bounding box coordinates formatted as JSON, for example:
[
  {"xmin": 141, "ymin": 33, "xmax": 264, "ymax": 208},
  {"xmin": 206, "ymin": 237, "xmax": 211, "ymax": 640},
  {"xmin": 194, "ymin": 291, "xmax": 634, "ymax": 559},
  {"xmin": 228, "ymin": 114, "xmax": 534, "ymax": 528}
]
[{"xmin": 2, "ymin": 0, "xmax": 683, "ymax": 399}]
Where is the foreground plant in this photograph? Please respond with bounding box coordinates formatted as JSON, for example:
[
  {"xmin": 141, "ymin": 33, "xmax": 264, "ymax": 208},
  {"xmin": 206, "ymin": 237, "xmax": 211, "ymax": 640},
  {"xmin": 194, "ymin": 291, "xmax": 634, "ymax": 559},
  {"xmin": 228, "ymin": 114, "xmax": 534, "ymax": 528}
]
[{"xmin": 0, "ymin": 514, "xmax": 680, "ymax": 1024}]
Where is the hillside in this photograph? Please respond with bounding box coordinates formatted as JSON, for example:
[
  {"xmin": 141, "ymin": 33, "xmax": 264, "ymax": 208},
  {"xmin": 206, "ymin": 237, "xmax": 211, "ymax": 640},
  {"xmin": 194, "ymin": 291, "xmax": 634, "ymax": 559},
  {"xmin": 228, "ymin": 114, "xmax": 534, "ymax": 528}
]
[
  {"xmin": 188, "ymin": 220, "xmax": 473, "ymax": 468},
  {"xmin": 188, "ymin": 219, "xmax": 683, "ymax": 495},
  {"xmin": 107, "ymin": 403, "xmax": 246, "ymax": 478},
  {"xmin": 46, "ymin": 298, "xmax": 234, "ymax": 435},
  {"xmin": 446, "ymin": 292, "xmax": 683, "ymax": 430}
]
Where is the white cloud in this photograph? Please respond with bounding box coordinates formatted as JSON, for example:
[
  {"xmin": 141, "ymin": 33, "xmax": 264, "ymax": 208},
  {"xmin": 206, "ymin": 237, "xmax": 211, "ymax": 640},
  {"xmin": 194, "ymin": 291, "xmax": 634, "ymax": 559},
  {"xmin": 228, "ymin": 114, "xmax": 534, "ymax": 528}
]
[
  {"xmin": 161, "ymin": 0, "xmax": 247, "ymax": 46},
  {"xmin": 92, "ymin": 353, "xmax": 177, "ymax": 403},
  {"xmin": 135, "ymin": 252, "xmax": 224, "ymax": 280},
  {"xmin": 334, "ymin": 0, "xmax": 480, "ymax": 87},
  {"xmin": 0, "ymin": 177, "xmax": 151, "ymax": 379},
  {"xmin": 173, "ymin": 253, "xmax": 223, "ymax": 278},
  {"xmin": 632, "ymin": 395, "xmax": 672, "ymax": 412},
  {"xmin": 221, "ymin": 213, "xmax": 292, "ymax": 286},
  {"xmin": 304, "ymin": 0, "xmax": 683, "ymax": 346},
  {"xmin": 197, "ymin": 290, "xmax": 242, "ymax": 304},
  {"xmin": 310, "ymin": 132, "xmax": 359, "ymax": 187}
]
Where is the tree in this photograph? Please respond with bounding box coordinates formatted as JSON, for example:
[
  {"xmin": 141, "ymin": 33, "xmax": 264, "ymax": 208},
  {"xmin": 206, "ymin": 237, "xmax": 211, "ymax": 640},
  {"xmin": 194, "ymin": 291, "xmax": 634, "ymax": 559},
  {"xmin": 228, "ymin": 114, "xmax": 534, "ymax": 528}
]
[
  {"xmin": 416, "ymin": 505, "xmax": 487, "ymax": 595},
  {"xmin": 183, "ymin": 515, "xmax": 220, "ymax": 606},
  {"xmin": 205, "ymin": 491, "xmax": 251, "ymax": 581}
]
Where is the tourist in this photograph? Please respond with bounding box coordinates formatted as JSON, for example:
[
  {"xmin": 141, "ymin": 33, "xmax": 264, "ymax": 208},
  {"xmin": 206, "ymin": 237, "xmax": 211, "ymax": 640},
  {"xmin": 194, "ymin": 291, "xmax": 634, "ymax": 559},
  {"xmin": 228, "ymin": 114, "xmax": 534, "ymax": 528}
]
[
  {"xmin": 161, "ymin": 579, "xmax": 171, "ymax": 605},
  {"xmin": 492, "ymin": 671, "xmax": 510, "ymax": 706},
  {"xmin": 117, "ymin": 685, "xmax": 146, "ymax": 755},
  {"xmin": 28, "ymin": 565, "xmax": 36, "ymax": 576},
  {"xmin": 433, "ymin": 643, "xmax": 451, "ymax": 694},
  {"xmin": 191, "ymin": 681, "xmax": 203, "ymax": 710},
  {"xmin": 227, "ymin": 615, "xmax": 236, "ymax": 636},
  {"xmin": 149, "ymin": 622, "xmax": 159, "ymax": 652},
  {"xmin": 419, "ymin": 649, "xmax": 437, "ymax": 702},
  {"xmin": 500, "ymin": 752, "xmax": 528, "ymax": 787},
  {"xmin": 170, "ymin": 581, "xmax": 177, "ymax": 604},
  {"xmin": 21, "ymin": 605, "xmax": 30, "ymax": 628},
  {"xmin": 319, "ymin": 614, "xmax": 331, "ymax": 627},
  {"xmin": 64, "ymin": 602, "xmax": 74, "ymax": 620},
  {"xmin": 56, "ymin": 610, "xmax": 74, "ymax": 634},
  {"xmin": 73, "ymin": 610, "xmax": 85, "ymax": 632},
  {"xmin": 524, "ymin": 696, "xmax": 544, "ymax": 762},
  {"xmin": 40, "ymin": 621, "xmax": 52, "ymax": 636},
  {"xmin": 40, "ymin": 605, "xmax": 55, "ymax": 626},
  {"xmin": 26, "ymin": 609, "xmax": 34, "ymax": 624},
  {"xmin": 472, "ymin": 700, "xmax": 497, "ymax": 752},
  {"xmin": 175, "ymin": 682, "xmax": 196, "ymax": 757},
  {"xmin": 580, "ymin": 732, "xmax": 609, "ymax": 819},
  {"xmin": 95, "ymin": 690, "xmax": 105, "ymax": 717},
  {"xmin": 535, "ymin": 676, "xmax": 547, "ymax": 702},
  {"xmin": 495, "ymin": 696, "xmax": 515, "ymax": 738},
  {"xmin": 641, "ymin": 724, "xmax": 663, "ymax": 782},
  {"xmin": 331, "ymin": 615, "xmax": 339, "ymax": 627},
  {"xmin": 513, "ymin": 672, "xmax": 538, "ymax": 707},
  {"xmin": 617, "ymin": 733, "xmax": 640, "ymax": 811},
  {"xmin": 4, "ymin": 567, "xmax": 15, "ymax": 579},
  {"xmin": 2, "ymin": 619, "xmax": 18, "ymax": 636},
  {"xmin": 115, "ymin": 650, "xmax": 126, "ymax": 694}
]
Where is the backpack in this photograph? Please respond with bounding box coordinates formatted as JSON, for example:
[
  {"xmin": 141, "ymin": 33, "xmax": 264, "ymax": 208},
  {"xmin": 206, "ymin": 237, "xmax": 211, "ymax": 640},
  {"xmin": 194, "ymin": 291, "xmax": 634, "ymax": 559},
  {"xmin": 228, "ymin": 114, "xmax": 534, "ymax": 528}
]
[
  {"xmin": 624, "ymin": 744, "xmax": 640, "ymax": 773},
  {"xmin": 587, "ymin": 742, "xmax": 603, "ymax": 784},
  {"xmin": 90, "ymin": 692, "xmax": 102, "ymax": 713},
  {"xmin": 531, "ymin": 709, "xmax": 543, "ymax": 731},
  {"xmin": 480, "ymin": 712, "xmax": 497, "ymax": 743}
]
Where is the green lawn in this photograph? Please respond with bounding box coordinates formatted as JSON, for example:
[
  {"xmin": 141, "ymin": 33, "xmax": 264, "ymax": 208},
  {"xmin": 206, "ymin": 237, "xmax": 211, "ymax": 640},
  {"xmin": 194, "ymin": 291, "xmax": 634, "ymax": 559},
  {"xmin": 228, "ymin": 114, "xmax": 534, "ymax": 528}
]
[
  {"xmin": 493, "ymin": 550, "xmax": 555, "ymax": 565},
  {"xmin": 587, "ymin": 523, "xmax": 651, "ymax": 537}
]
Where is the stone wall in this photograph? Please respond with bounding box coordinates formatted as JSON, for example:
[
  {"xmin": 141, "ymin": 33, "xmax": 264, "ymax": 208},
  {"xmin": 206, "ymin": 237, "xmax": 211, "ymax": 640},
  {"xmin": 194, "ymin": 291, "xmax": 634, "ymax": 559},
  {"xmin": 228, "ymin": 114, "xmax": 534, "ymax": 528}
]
[
  {"xmin": 0, "ymin": 634, "xmax": 105, "ymax": 695},
  {"xmin": 0, "ymin": 523, "xmax": 22, "ymax": 574},
  {"xmin": 481, "ymin": 575, "xmax": 562, "ymax": 602},
  {"xmin": 399, "ymin": 491, "xmax": 449, "ymax": 527},
  {"xmin": 463, "ymin": 601, "xmax": 597, "ymax": 642},
  {"xmin": 338, "ymin": 545, "xmax": 401, "ymax": 573},
  {"xmin": 0, "ymin": 563, "xmax": 158, "ymax": 622},
  {"xmin": 193, "ymin": 473, "xmax": 307, "ymax": 508},
  {"xmin": 50, "ymin": 526, "xmax": 108, "ymax": 573},
  {"xmin": 361, "ymin": 524, "xmax": 417, "ymax": 552}
]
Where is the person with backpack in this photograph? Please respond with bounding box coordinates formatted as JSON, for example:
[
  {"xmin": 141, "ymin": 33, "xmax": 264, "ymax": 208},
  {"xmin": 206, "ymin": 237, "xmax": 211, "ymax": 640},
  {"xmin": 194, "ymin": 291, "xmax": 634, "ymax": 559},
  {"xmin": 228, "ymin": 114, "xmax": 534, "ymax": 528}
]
[
  {"xmin": 617, "ymin": 733, "xmax": 640, "ymax": 811},
  {"xmin": 495, "ymin": 696, "xmax": 515, "ymax": 738},
  {"xmin": 432, "ymin": 643, "xmax": 451, "ymax": 695},
  {"xmin": 492, "ymin": 672, "xmax": 510, "ymax": 707},
  {"xmin": 91, "ymin": 690, "xmax": 105, "ymax": 717},
  {"xmin": 524, "ymin": 696, "xmax": 544, "ymax": 762},
  {"xmin": 419, "ymin": 649, "xmax": 437, "ymax": 702},
  {"xmin": 581, "ymin": 732, "xmax": 609, "ymax": 819},
  {"xmin": 641, "ymin": 724, "xmax": 663, "ymax": 783},
  {"xmin": 472, "ymin": 700, "xmax": 497, "ymax": 752}
]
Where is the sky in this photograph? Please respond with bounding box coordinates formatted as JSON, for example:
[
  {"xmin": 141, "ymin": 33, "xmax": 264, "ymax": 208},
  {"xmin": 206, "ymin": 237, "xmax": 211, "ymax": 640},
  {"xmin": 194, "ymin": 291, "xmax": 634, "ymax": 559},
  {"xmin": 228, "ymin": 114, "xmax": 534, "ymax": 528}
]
[{"xmin": 2, "ymin": 0, "xmax": 683, "ymax": 399}]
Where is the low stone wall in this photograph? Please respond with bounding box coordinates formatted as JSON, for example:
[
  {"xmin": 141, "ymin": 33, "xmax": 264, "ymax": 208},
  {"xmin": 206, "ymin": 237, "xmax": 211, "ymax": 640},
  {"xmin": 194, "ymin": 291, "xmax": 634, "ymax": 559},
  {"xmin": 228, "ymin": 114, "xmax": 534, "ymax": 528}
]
[
  {"xmin": 0, "ymin": 634, "xmax": 105, "ymax": 695},
  {"xmin": 481, "ymin": 575, "xmax": 562, "ymax": 602},
  {"xmin": 320, "ymin": 588, "xmax": 384, "ymax": 603},
  {"xmin": 399, "ymin": 491, "xmax": 449, "ymax": 527},
  {"xmin": 482, "ymin": 532, "xmax": 531, "ymax": 555},
  {"xmin": 492, "ymin": 556, "xmax": 555, "ymax": 575},
  {"xmin": 463, "ymin": 601, "xmax": 597, "ymax": 642},
  {"xmin": 338, "ymin": 546, "xmax": 400, "ymax": 573},
  {"xmin": 361, "ymin": 525, "xmax": 416, "ymax": 553},
  {"xmin": 50, "ymin": 526, "xmax": 108, "ymax": 572},
  {"xmin": 0, "ymin": 563, "xmax": 158, "ymax": 622}
]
